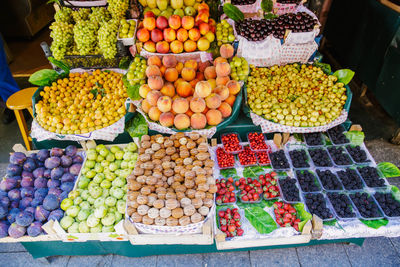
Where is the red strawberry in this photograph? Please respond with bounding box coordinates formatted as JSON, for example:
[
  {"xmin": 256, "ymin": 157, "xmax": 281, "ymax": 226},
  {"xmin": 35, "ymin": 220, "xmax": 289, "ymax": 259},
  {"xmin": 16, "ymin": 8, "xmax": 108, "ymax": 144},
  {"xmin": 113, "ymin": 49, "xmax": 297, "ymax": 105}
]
[
  {"xmin": 220, "ymin": 225, "xmax": 227, "ymax": 232},
  {"xmin": 237, "ymin": 228, "xmax": 244, "ymax": 236}
]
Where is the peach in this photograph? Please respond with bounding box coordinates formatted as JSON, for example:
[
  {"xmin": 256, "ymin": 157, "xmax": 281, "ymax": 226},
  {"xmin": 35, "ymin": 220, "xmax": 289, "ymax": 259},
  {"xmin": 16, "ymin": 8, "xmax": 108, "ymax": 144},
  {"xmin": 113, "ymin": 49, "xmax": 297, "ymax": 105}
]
[
  {"xmin": 195, "ymin": 81, "xmax": 212, "ymax": 98},
  {"xmin": 143, "ymin": 41, "xmax": 156, "ymax": 52},
  {"xmin": 174, "ymin": 114, "xmax": 190, "ymax": 130},
  {"xmin": 176, "ymin": 28, "xmax": 188, "ymax": 42},
  {"xmin": 137, "ymin": 28, "xmax": 150, "ymax": 42},
  {"xmin": 197, "ymin": 37, "xmax": 210, "ymax": 51},
  {"xmin": 176, "ymin": 62, "xmax": 184, "ymax": 74},
  {"xmin": 181, "ymin": 67, "xmax": 196, "ymax": 81},
  {"xmin": 206, "ymin": 109, "xmax": 222, "ymax": 126},
  {"xmin": 156, "ymin": 16, "xmax": 168, "ymax": 30},
  {"xmin": 188, "ymin": 28, "xmax": 201, "ymax": 41},
  {"xmin": 157, "ymin": 96, "xmax": 172, "ymax": 112},
  {"xmin": 176, "ymin": 81, "xmax": 192, "ymax": 98},
  {"xmin": 204, "ymin": 66, "xmax": 216, "ymax": 79},
  {"xmin": 215, "ymin": 62, "xmax": 231, "ymax": 77},
  {"xmin": 199, "ymin": 22, "xmax": 210, "ymax": 35},
  {"xmin": 141, "ymin": 99, "xmax": 152, "ymax": 113},
  {"xmin": 189, "ymin": 78, "xmax": 199, "ymax": 88},
  {"xmin": 148, "ymin": 76, "xmax": 164, "ymax": 90},
  {"xmin": 205, "ymin": 93, "xmax": 221, "ymax": 109},
  {"xmin": 159, "ymin": 65, "xmax": 166, "ymax": 75},
  {"xmin": 165, "ymin": 68, "xmax": 179, "ymax": 82},
  {"xmin": 139, "ymin": 84, "xmax": 151, "ymax": 99},
  {"xmin": 159, "ymin": 112, "xmax": 174, "ymax": 127},
  {"xmin": 184, "ymin": 40, "xmax": 197, "ymax": 52},
  {"xmin": 216, "ymin": 76, "xmax": 230, "ymax": 86},
  {"xmin": 196, "ymin": 72, "xmax": 204, "ymax": 81},
  {"xmin": 190, "ymin": 113, "xmax": 207, "ymax": 129},
  {"xmin": 146, "ymin": 65, "xmax": 161, "ymax": 77},
  {"xmin": 163, "ymin": 28, "xmax": 176, "ymax": 42},
  {"xmin": 170, "ymin": 40, "xmax": 183, "ymax": 54},
  {"xmin": 156, "ymin": 41, "xmax": 169, "ymax": 53},
  {"xmin": 182, "ymin": 16, "xmax": 195, "ymax": 30},
  {"xmin": 226, "ymin": 80, "xmax": 241, "ymax": 95},
  {"xmin": 144, "ymin": 11, "xmax": 155, "ymax": 18},
  {"xmin": 219, "ymin": 44, "xmax": 234, "ymax": 59},
  {"xmin": 168, "ymin": 15, "xmax": 181, "ymax": 30},
  {"xmin": 198, "ymin": 61, "xmax": 211, "ymax": 72},
  {"xmin": 207, "ymin": 79, "xmax": 216, "ymax": 89},
  {"xmin": 162, "ymin": 55, "xmax": 177, "ymax": 68},
  {"xmin": 218, "ymin": 102, "xmax": 232, "ymax": 118},
  {"xmin": 184, "ymin": 60, "xmax": 198, "ymax": 70},
  {"xmin": 213, "ymin": 57, "xmax": 228, "ymax": 66},
  {"xmin": 143, "ymin": 17, "xmax": 156, "ymax": 31},
  {"xmin": 213, "ymin": 85, "xmax": 229, "ymax": 100},
  {"xmin": 185, "ymin": 109, "xmax": 194, "ymax": 117},
  {"xmin": 225, "ymin": 94, "xmax": 236, "ymax": 107},
  {"xmin": 172, "ymin": 98, "xmax": 189, "ymax": 114},
  {"xmin": 146, "ymin": 90, "xmax": 162, "ymax": 106},
  {"xmin": 147, "ymin": 56, "xmax": 162, "ymax": 67},
  {"xmin": 151, "ymin": 28, "xmax": 163, "ymax": 43},
  {"xmin": 190, "ymin": 97, "xmax": 206, "ymax": 113},
  {"xmin": 160, "ymin": 82, "xmax": 175, "ymax": 97},
  {"xmin": 174, "ymin": 78, "xmax": 185, "ymax": 88},
  {"xmin": 149, "ymin": 106, "xmax": 162, "ymax": 121}
]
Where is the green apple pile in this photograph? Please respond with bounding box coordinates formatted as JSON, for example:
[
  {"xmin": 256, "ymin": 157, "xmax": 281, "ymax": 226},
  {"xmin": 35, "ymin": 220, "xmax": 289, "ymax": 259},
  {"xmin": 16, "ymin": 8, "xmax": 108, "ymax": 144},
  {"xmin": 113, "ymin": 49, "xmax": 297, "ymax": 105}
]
[
  {"xmin": 127, "ymin": 56, "xmax": 147, "ymax": 86},
  {"xmin": 230, "ymin": 56, "xmax": 249, "ymax": 81},
  {"xmin": 119, "ymin": 19, "xmax": 136, "ymax": 39},
  {"xmin": 59, "ymin": 142, "xmax": 138, "ymax": 233},
  {"xmin": 139, "ymin": 0, "xmax": 198, "ymax": 18}
]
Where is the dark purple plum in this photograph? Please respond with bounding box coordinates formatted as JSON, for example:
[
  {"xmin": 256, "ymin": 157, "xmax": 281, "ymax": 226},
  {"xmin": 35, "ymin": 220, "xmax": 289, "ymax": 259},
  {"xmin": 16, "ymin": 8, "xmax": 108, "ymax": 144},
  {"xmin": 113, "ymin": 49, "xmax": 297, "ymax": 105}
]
[
  {"xmin": 0, "ymin": 191, "xmax": 6, "ymax": 198},
  {"xmin": 8, "ymin": 189, "xmax": 21, "ymax": 201},
  {"xmin": 0, "ymin": 197, "xmax": 10, "ymax": 208},
  {"xmin": 61, "ymin": 173, "xmax": 74, "ymax": 183},
  {"xmin": 50, "ymin": 148, "xmax": 64, "ymax": 157},
  {"xmin": 51, "ymin": 167, "xmax": 64, "ymax": 180},
  {"xmin": 15, "ymin": 211, "xmax": 34, "ymax": 227},
  {"xmin": 0, "ymin": 205, "xmax": 7, "ymax": 219},
  {"xmin": 48, "ymin": 188, "xmax": 62, "ymax": 198},
  {"xmin": 65, "ymin": 145, "xmax": 77, "ymax": 157},
  {"xmin": 44, "ymin": 157, "xmax": 61, "ymax": 169},
  {"xmin": 34, "ymin": 178, "xmax": 47, "ymax": 189},
  {"xmin": 0, "ymin": 221, "xmax": 9, "ymax": 238},
  {"xmin": 33, "ymin": 167, "xmax": 45, "ymax": 179},
  {"xmin": 20, "ymin": 187, "xmax": 34, "ymax": 198},
  {"xmin": 19, "ymin": 197, "xmax": 33, "ymax": 209},
  {"xmin": 35, "ymin": 205, "xmax": 50, "ymax": 222},
  {"xmin": 0, "ymin": 177, "xmax": 17, "ymax": 191},
  {"xmin": 10, "ymin": 201, "xmax": 19, "ymax": 209},
  {"xmin": 47, "ymin": 179, "xmax": 60, "ymax": 188},
  {"xmin": 6, "ymin": 164, "xmax": 22, "ymax": 177},
  {"xmin": 7, "ymin": 208, "xmax": 20, "ymax": 224},
  {"xmin": 8, "ymin": 223, "xmax": 26, "ymax": 238},
  {"xmin": 37, "ymin": 149, "xmax": 50, "ymax": 162},
  {"xmin": 61, "ymin": 182, "xmax": 74, "ymax": 193},
  {"xmin": 48, "ymin": 209, "xmax": 64, "ymax": 221},
  {"xmin": 59, "ymin": 191, "xmax": 68, "ymax": 201},
  {"xmin": 9, "ymin": 152, "xmax": 26, "ymax": 165},
  {"xmin": 20, "ymin": 177, "xmax": 34, "ymax": 188},
  {"xmin": 43, "ymin": 169, "xmax": 51, "ymax": 179},
  {"xmin": 34, "ymin": 188, "xmax": 48, "ymax": 199},
  {"xmin": 72, "ymin": 155, "xmax": 83, "ymax": 164},
  {"xmin": 36, "ymin": 161, "xmax": 44, "ymax": 167},
  {"xmin": 60, "ymin": 155, "xmax": 72, "ymax": 168},
  {"xmin": 27, "ymin": 221, "xmax": 42, "ymax": 237},
  {"xmin": 21, "ymin": 171, "xmax": 33, "ymax": 180},
  {"xmin": 28, "ymin": 153, "xmax": 37, "ymax": 160},
  {"xmin": 23, "ymin": 158, "xmax": 36, "ymax": 172},
  {"xmin": 31, "ymin": 197, "xmax": 43, "ymax": 207},
  {"xmin": 69, "ymin": 163, "xmax": 82, "ymax": 176},
  {"xmin": 43, "ymin": 193, "xmax": 60, "ymax": 211},
  {"xmin": 25, "ymin": 207, "xmax": 35, "ymax": 214}
]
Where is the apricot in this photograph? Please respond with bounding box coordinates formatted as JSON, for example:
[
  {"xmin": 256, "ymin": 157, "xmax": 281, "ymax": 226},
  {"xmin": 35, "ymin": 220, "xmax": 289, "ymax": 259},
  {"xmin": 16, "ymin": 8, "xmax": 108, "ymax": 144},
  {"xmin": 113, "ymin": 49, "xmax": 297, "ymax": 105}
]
[
  {"xmin": 141, "ymin": 99, "xmax": 152, "ymax": 113},
  {"xmin": 139, "ymin": 84, "xmax": 151, "ymax": 99},
  {"xmin": 205, "ymin": 93, "xmax": 222, "ymax": 109},
  {"xmin": 147, "ymin": 56, "xmax": 162, "ymax": 67},
  {"xmin": 213, "ymin": 57, "xmax": 228, "ymax": 66},
  {"xmin": 165, "ymin": 68, "xmax": 179, "ymax": 82},
  {"xmin": 218, "ymin": 102, "xmax": 232, "ymax": 118},
  {"xmin": 195, "ymin": 81, "xmax": 212, "ymax": 98},
  {"xmin": 219, "ymin": 44, "xmax": 234, "ymax": 59},
  {"xmin": 172, "ymin": 98, "xmax": 189, "ymax": 114},
  {"xmin": 174, "ymin": 78, "xmax": 185, "ymax": 88},
  {"xmin": 174, "ymin": 114, "xmax": 190, "ymax": 130},
  {"xmin": 160, "ymin": 82, "xmax": 175, "ymax": 97},
  {"xmin": 216, "ymin": 76, "xmax": 230, "ymax": 86},
  {"xmin": 157, "ymin": 96, "xmax": 172, "ymax": 112},
  {"xmin": 159, "ymin": 112, "xmax": 174, "ymax": 127},
  {"xmin": 146, "ymin": 90, "xmax": 162, "ymax": 106},
  {"xmin": 162, "ymin": 55, "xmax": 177, "ymax": 68},
  {"xmin": 146, "ymin": 65, "xmax": 161, "ymax": 77},
  {"xmin": 204, "ymin": 66, "xmax": 216, "ymax": 79},
  {"xmin": 206, "ymin": 109, "xmax": 222, "ymax": 126},
  {"xmin": 225, "ymin": 94, "xmax": 236, "ymax": 107},
  {"xmin": 176, "ymin": 81, "xmax": 192, "ymax": 98},
  {"xmin": 184, "ymin": 60, "xmax": 198, "ymax": 70},
  {"xmin": 226, "ymin": 80, "xmax": 241, "ymax": 95},
  {"xmin": 148, "ymin": 76, "xmax": 164, "ymax": 90},
  {"xmin": 176, "ymin": 62, "xmax": 184, "ymax": 74},
  {"xmin": 190, "ymin": 97, "xmax": 206, "ymax": 113},
  {"xmin": 190, "ymin": 113, "xmax": 207, "ymax": 129},
  {"xmin": 149, "ymin": 106, "xmax": 162, "ymax": 121},
  {"xmin": 181, "ymin": 67, "xmax": 196, "ymax": 81},
  {"xmin": 159, "ymin": 65, "xmax": 166, "ymax": 75},
  {"xmin": 213, "ymin": 85, "xmax": 229, "ymax": 101},
  {"xmin": 207, "ymin": 79, "xmax": 216, "ymax": 89},
  {"xmin": 215, "ymin": 62, "xmax": 231, "ymax": 77}
]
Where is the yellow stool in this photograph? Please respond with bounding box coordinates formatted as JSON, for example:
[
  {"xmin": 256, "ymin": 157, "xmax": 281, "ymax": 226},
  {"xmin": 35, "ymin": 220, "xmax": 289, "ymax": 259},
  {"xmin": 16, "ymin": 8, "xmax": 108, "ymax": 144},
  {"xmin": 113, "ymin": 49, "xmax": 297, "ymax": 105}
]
[{"xmin": 6, "ymin": 87, "xmax": 38, "ymax": 150}]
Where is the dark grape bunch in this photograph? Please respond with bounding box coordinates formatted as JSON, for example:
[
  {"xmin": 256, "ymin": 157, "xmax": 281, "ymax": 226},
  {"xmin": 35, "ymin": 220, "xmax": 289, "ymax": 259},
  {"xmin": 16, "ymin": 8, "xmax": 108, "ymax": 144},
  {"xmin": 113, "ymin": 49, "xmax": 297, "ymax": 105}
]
[
  {"xmin": 296, "ymin": 170, "xmax": 320, "ymax": 192},
  {"xmin": 277, "ymin": 0, "xmax": 302, "ymax": 3},
  {"xmin": 304, "ymin": 133, "xmax": 324, "ymax": 146},
  {"xmin": 269, "ymin": 150, "xmax": 290, "ymax": 169},
  {"xmin": 337, "ymin": 168, "xmax": 364, "ymax": 190},
  {"xmin": 327, "ymin": 125, "xmax": 349, "ymax": 145},
  {"xmin": 346, "ymin": 145, "xmax": 369, "ymax": 163},
  {"xmin": 327, "ymin": 192, "xmax": 357, "ymax": 218},
  {"xmin": 289, "ymin": 149, "xmax": 310, "ymax": 168},
  {"xmin": 316, "ymin": 169, "xmax": 343, "ymax": 191},
  {"xmin": 357, "ymin": 166, "xmax": 386, "ymax": 188},
  {"xmin": 279, "ymin": 177, "xmax": 300, "ymax": 202},
  {"xmin": 231, "ymin": 0, "xmax": 257, "ymax": 5},
  {"xmin": 374, "ymin": 192, "xmax": 400, "ymax": 217},
  {"xmin": 350, "ymin": 192, "xmax": 382, "ymax": 218},
  {"xmin": 308, "ymin": 148, "xmax": 333, "ymax": 167},
  {"xmin": 327, "ymin": 146, "xmax": 352, "ymax": 166},
  {"xmin": 304, "ymin": 193, "xmax": 334, "ymax": 220}
]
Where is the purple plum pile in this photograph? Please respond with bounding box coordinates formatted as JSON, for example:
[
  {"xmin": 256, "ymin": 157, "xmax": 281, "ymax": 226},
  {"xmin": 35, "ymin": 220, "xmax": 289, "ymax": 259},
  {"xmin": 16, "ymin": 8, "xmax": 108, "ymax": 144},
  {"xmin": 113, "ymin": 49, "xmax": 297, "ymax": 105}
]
[{"xmin": 0, "ymin": 146, "xmax": 83, "ymax": 238}]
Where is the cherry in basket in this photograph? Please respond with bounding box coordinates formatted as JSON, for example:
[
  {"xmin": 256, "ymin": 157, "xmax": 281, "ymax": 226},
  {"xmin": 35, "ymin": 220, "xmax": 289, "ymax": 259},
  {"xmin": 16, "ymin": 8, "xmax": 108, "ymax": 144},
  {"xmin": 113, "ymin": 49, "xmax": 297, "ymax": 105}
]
[
  {"xmin": 257, "ymin": 151, "xmax": 271, "ymax": 165},
  {"xmin": 221, "ymin": 133, "xmax": 242, "ymax": 153},
  {"xmin": 216, "ymin": 177, "xmax": 236, "ymax": 205},
  {"xmin": 218, "ymin": 208, "xmax": 244, "ymax": 237},
  {"xmin": 236, "ymin": 177, "xmax": 262, "ymax": 202},
  {"xmin": 248, "ymin": 132, "xmax": 269, "ymax": 151},
  {"xmin": 273, "ymin": 201, "xmax": 300, "ymax": 231},
  {"xmin": 259, "ymin": 172, "xmax": 280, "ymax": 199},
  {"xmin": 216, "ymin": 147, "xmax": 235, "ymax": 168},
  {"xmin": 238, "ymin": 146, "xmax": 257, "ymax": 166}
]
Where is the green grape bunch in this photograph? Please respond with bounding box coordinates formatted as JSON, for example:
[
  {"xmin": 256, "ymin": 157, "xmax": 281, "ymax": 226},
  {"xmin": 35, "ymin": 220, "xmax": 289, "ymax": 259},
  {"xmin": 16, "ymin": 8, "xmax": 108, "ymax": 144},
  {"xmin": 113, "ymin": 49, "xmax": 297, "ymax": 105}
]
[
  {"xmin": 49, "ymin": 21, "xmax": 74, "ymax": 60},
  {"xmin": 216, "ymin": 19, "xmax": 235, "ymax": 46},
  {"xmin": 127, "ymin": 56, "xmax": 147, "ymax": 86},
  {"xmin": 54, "ymin": 7, "xmax": 73, "ymax": 24},
  {"xmin": 72, "ymin": 8, "xmax": 91, "ymax": 23},
  {"xmin": 73, "ymin": 20, "xmax": 99, "ymax": 55},
  {"xmin": 98, "ymin": 20, "xmax": 119, "ymax": 59},
  {"xmin": 118, "ymin": 19, "xmax": 136, "ymax": 38},
  {"xmin": 108, "ymin": 0, "xmax": 129, "ymax": 20},
  {"xmin": 89, "ymin": 7, "xmax": 112, "ymax": 23}
]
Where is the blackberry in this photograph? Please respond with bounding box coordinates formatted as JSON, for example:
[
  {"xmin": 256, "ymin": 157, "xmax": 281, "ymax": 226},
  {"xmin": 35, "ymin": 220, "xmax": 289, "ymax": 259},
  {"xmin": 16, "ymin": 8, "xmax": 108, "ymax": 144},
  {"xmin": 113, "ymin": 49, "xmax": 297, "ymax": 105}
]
[
  {"xmin": 327, "ymin": 125, "xmax": 349, "ymax": 145},
  {"xmin": 304, "ymin": 133, "xmax": 324, "ymax": 146},
  {"xmin": 269, "ymin": 150, "xmax": 290, "ymax": 170},
  {"xmin": 346, "ymin": 145, "xmax": 369, "ymax": 163},
  {"xmin": 289, "ymin": 149, "xmax": 310, "ymax": 168},
  {"xmin": 327, "ymin": 146, "xmax": 352, "ymax": 166},
  {"xmin": 316, "ymin": 169, "xmax": 343, "ymax": 191},
  {"xmin": 350, "ymin": 192, "xmax": 382, "ymax": 218},
  {"xmin": 279, "ymin": 177, "xmax": 300, "ymax": 202},
  {"xmin": 231, "ymin": 0, "xmax": 257, "ymax": 5},
  {"xmin": 337, "ymin": 168, "xmax": 364, "ymax": 190},
  {"xmin": 304, "ymin": 193, "xmax": 334, "ymax": 220},
  {"xmin": 327, "ymin": 192, "xmax": 356, "ymax": 218},
  {"xmin": 308, "ymin": 148, "xmax": 333, "ymax": 167},
  {"xmin": 374, "ymin": 192, "xmax": 400, "ymax": 217},
  {"xmin": 296, "ymin": 170, "xmax": 320, "ymax": 192},
  {"xmin": 357, "ymin": 166, "xmax": 386, "ymax": 188}
]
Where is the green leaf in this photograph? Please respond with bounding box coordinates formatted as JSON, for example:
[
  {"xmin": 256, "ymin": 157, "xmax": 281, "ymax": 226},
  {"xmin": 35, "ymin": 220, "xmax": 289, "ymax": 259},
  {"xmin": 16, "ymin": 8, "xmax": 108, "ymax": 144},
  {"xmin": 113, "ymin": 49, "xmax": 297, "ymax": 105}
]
[
  {"xmin": 119, "ymin": 57, "xmax": 131, "ymax": 70},
  {"xmin": 377, "ymin": 162, "xmax": 400, "ymax": 178},
  {"xmin": 123, "ymin": 76, "xmax": 141, "ymax": 100},
  {"xmin": 333, "ymin": 69, "xmax": 355, "ymax": 85},
  {"xmin": 323, "ymin": 219, "xmax": 337, "ymax": 226},
  {"xmin": 313, "ymin": 62, "xmax": 332, "ymax": 75},
  {"xmin": 344, "ymin": 131, "xmax": 365, "ymax": 146},
  {"xmin": 125, "ymin": 113, "xmax": 148, "ymax": 138},
  {"xmin": 264, "ymin": 12, "xmax": 278, "ymax": 20},
  {"xmin": 223, "ymin": 4, "xmax": 244, "ymax": 22},
  {"xmin": 293, "ymin": 133, "xmax": 303, "ymax": 142},
  {"xmin": 219, "ymin": 168, "xmax": 238, "ymax": 178},
  {"xmin": 261, "ymin": 0, "xmax": 273, "ymax": 12},
  {"xmin": 109, "ymin": 233, "xmax": 119, "ymax": 238},
  {"xmin": 360, "ymin": 219, "xmax": 388, "ymax": 229},
  {"xmin": 47, "ymin": 0, "xmax": 60, "ymax": 4},
  {"xmin": 293, "ymin": 203, "xmax": 312, "ymax": 232},
  {"xmin": 29, "ymin": 69, "xmax": 60, "ymax": 86},
  {"xmin": 236, "ymin": 200, "xmax": 267, "ymax": 210},
  {"xmin": 391, "ymin": 186, "xmax": 400, "ymax": 202},
  {"xmin": 48, "ymin": 57, "xmax": 70, "ymax": 75},
  {"xmin": 245, "ymin": 206, "xmax": 278, "ymax": 234},
  {"xmin": 243, "ymin": 165, "xmax": 271, "ymax": 178}
]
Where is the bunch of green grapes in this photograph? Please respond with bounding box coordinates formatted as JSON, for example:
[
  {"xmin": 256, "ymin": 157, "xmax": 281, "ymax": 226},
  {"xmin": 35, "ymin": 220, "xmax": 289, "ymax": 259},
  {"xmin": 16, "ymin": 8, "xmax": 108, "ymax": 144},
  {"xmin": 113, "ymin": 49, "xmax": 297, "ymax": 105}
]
[
  {"xmin": 216, "ymin": 19, "xmax": 235, "ymax": 46},
  {"xmin": 127, "ymin": 56, "xmax": 147, "ymax": 86},
  {"xmin": 72, "ymin": 8, "xmax": 90, "ymax": 23},
  {"xmin": 229, "ymin": 56, "xmax": 249, "ymax": 81},
  {"xmin": 108, "ymin": 0, "xmax": 129, "ymax": 19},
  {"xmin": 118, "ymin": 19, "xmax": 136, "ymax": 38},
  {"xmin": 73, "ymin": 20, "xmax": 99, "ymax": 55},
  {"xmin": 49, "ymin": 21, "xmax": 74, "ymax": 59},
  {"xmin": 98, "ymin": 20, "xmax": 119, "ymax": 59},
  {"xmin": 89, "ymin": 7, "xmax": 111, "ymax": 23},
  {"xmin": 54, "ymin": 7, "xmax": 73, "ymax": 23}
]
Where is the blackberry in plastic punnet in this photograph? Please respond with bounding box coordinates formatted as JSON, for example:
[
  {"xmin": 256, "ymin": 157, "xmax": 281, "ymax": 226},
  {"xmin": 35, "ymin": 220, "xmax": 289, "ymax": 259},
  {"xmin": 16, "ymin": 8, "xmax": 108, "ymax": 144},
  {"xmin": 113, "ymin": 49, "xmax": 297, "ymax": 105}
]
[
  {"xmin": 346, "ymin": 145, "xmax": 369, "ymax": 163},
  {"xmin": 289, "ymin": 149, "xmax": 310, "ymax": 168},
  {"xmin": 304, "ymin": 193, "xmax": 333, "ymax": 220},
  {"xmin": 327, "ymin": 146, "xmax": 352, "ymax": 166},
  {"xmin": 231, "ymin": 0, "xmax": 257, "ymax": 5},
  {"xmin": 308, "ymin": 148, "xmax": 333, "ymax": 167},
  {"xmin": 316, "ymin": 169, "xmax": 343, "ymax": 191},
  {"xmin": 279, "ymin": 177, "xmax": 300, "ymax": 202},
  {"xmin": 327, "ymin": 125, "xmax": 349, "ymax": 145},
  {"xmin": 337, "ymin": 168, "xmax": 364, "ymax": 190},
  {"xmin": 296, "ymin": 170, "xmax": 320, "ymax": 192},
  {"xmin": 304, "ymin": 133, "xmax": 324, "ymax": 146},
  {"xmin": 374, "ymin": 192, "xmax": 400, "ymax": 217},
  {"xmin": 327, "ymin": 192, "xmax": 356, "ymax": 218},
  {"xmin": 357, "ymin": 166, "xmax": 386, "ymax": 188},
  {"xmin": 269, "ymin": 150, "xmax": 290, "ymax": 169},
  {"xmin": 350, "ymin": 192, "xmax": 382, "ymax": 218}
]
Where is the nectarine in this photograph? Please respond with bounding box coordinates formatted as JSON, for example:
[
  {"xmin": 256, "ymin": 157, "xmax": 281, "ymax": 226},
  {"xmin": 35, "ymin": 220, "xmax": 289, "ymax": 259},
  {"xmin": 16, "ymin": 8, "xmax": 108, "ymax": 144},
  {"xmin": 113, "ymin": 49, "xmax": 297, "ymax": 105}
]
[
  {"xmin": 218, "ymin": 102, "xmax": 232, "ymax": 118},
  {"xmin": 206, "ymin": 109, "xmax": 222, "ymax": 126},
  {"xmin": 148, "ymin": 76, "xmax": 164, "ymax": 90},
  {"xmin": 168, "ymin": 15, "xmax": 181, "ymax": 30},
  {"xmin": 159, "ymin": 112, "xmax": 174, "ymax": 127},
  {"xmin": 149, "ymin": 106, "xmax": 162, "ymax": 121},
  {"xmin": 195, "ymin": 81, "xmax": 212, "ymax": 98},
  {"xmin": 176, "ymin": 28, "xmax": 188, "ymax": 42},
  {"xmin": 190, "ymin": 113, "xmax": 207, "ymax": 129},
  {"xmin": 165, "ymin": 68, "xmax": 179, "ymax": 82},
  {"xmin": 190, "ymin": 97, "xmax": 206, "ymax": 113},
  {"xmin": 176, "ymin": 81, "xmax": 192, "ymax": 97},
  {"xmin": 156, "ymin": 41, "xmax": 169, "ymax": 53},
  {"xmin": 172, "ymin": 98, "xmax": 189, "ymax": 114},
  {"xmin": 170, "ymin": 40, "xmax": 183, "ymax": 54},
  {"xmin": 181, "ymin": 16, "xmax": 195, "ymax": 30},
  {"xmin": 181, "ymin": 67, "xmax": 196, "ymax": 81},
  {"xmin": 183, "ymin": 40, "xmax": 197, "ymax": 52},
  {"xmin": 160, "ymin": 82, "xmax": 175, "ymax": 97},
  {"xmin": 137, "ymin": 28, "xmax": 150, "ymax": 42},
  {"xmin": 174, "ymin": 114, "xmax": 190, "ymax": 130},
  {"xmin": 157, "ymin": 96, "xmax": 172, "ymax": 112}
]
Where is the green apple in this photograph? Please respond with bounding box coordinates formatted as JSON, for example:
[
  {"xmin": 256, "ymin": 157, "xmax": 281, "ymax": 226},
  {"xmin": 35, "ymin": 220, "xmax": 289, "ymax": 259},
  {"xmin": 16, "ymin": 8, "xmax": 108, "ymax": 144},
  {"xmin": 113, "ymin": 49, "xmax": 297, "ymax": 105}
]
[
  {"xmin": 60, "ymin": 198, "xmax": 73, "ymax": 211},
  {"xmin": 100, "ymin": 179, "xmax": 112, "ymax": 189},
  {"xmin": 96, "ymin": 144, "xmax": 106, "ymax": 152},
  {"xmin": 93, "ymin": 173, "xmax": 105, "ymax": 184},
  {"xmin": 184, "ymin": 6, "xmax": 196, "ymax": 16},
  {"xmin": 115, "ymin": 151, "xmax": 124, "ymax": 160},
  {"xmin": 96, "ymin": 155, "xmax": 104, "ymax": 163},
  {"xmin": 85, "ymin": 160, "xmax": 96, "ymax": 169},
  {"xmin": 101, "ymin": 160, "xmax": 110, "ymax": 167},
  {"xmin": 128, "ymin": 160, "xmax": 136, "ymax": 169},
  {"xmin": 173, "ymin": 8, "xmax": 184, "ymax": 17},
  {"xmin": 106, "ymin": 153, "xmax": 115, "ymax": 162},
  {"xmin": 99, "ymin": 148, "xmax": 109, "ymax": 157},
  {"xmin": 109, "ymin": 163, "xmax": 118, "ymax": 172},
  {"xmin": 87, "ymin": 149, "xmax": 97, "ymax": 160},
  {"xmin": 121, "ymin": 160, "xmax": 129, "ymax": 169},
  {"xmin": 86, "ymin": 170, "xmax": 96, "ymax": 179},
  {"xmin": 68, "ymin": 190, "xmax": 80, "ymax": 200}
]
